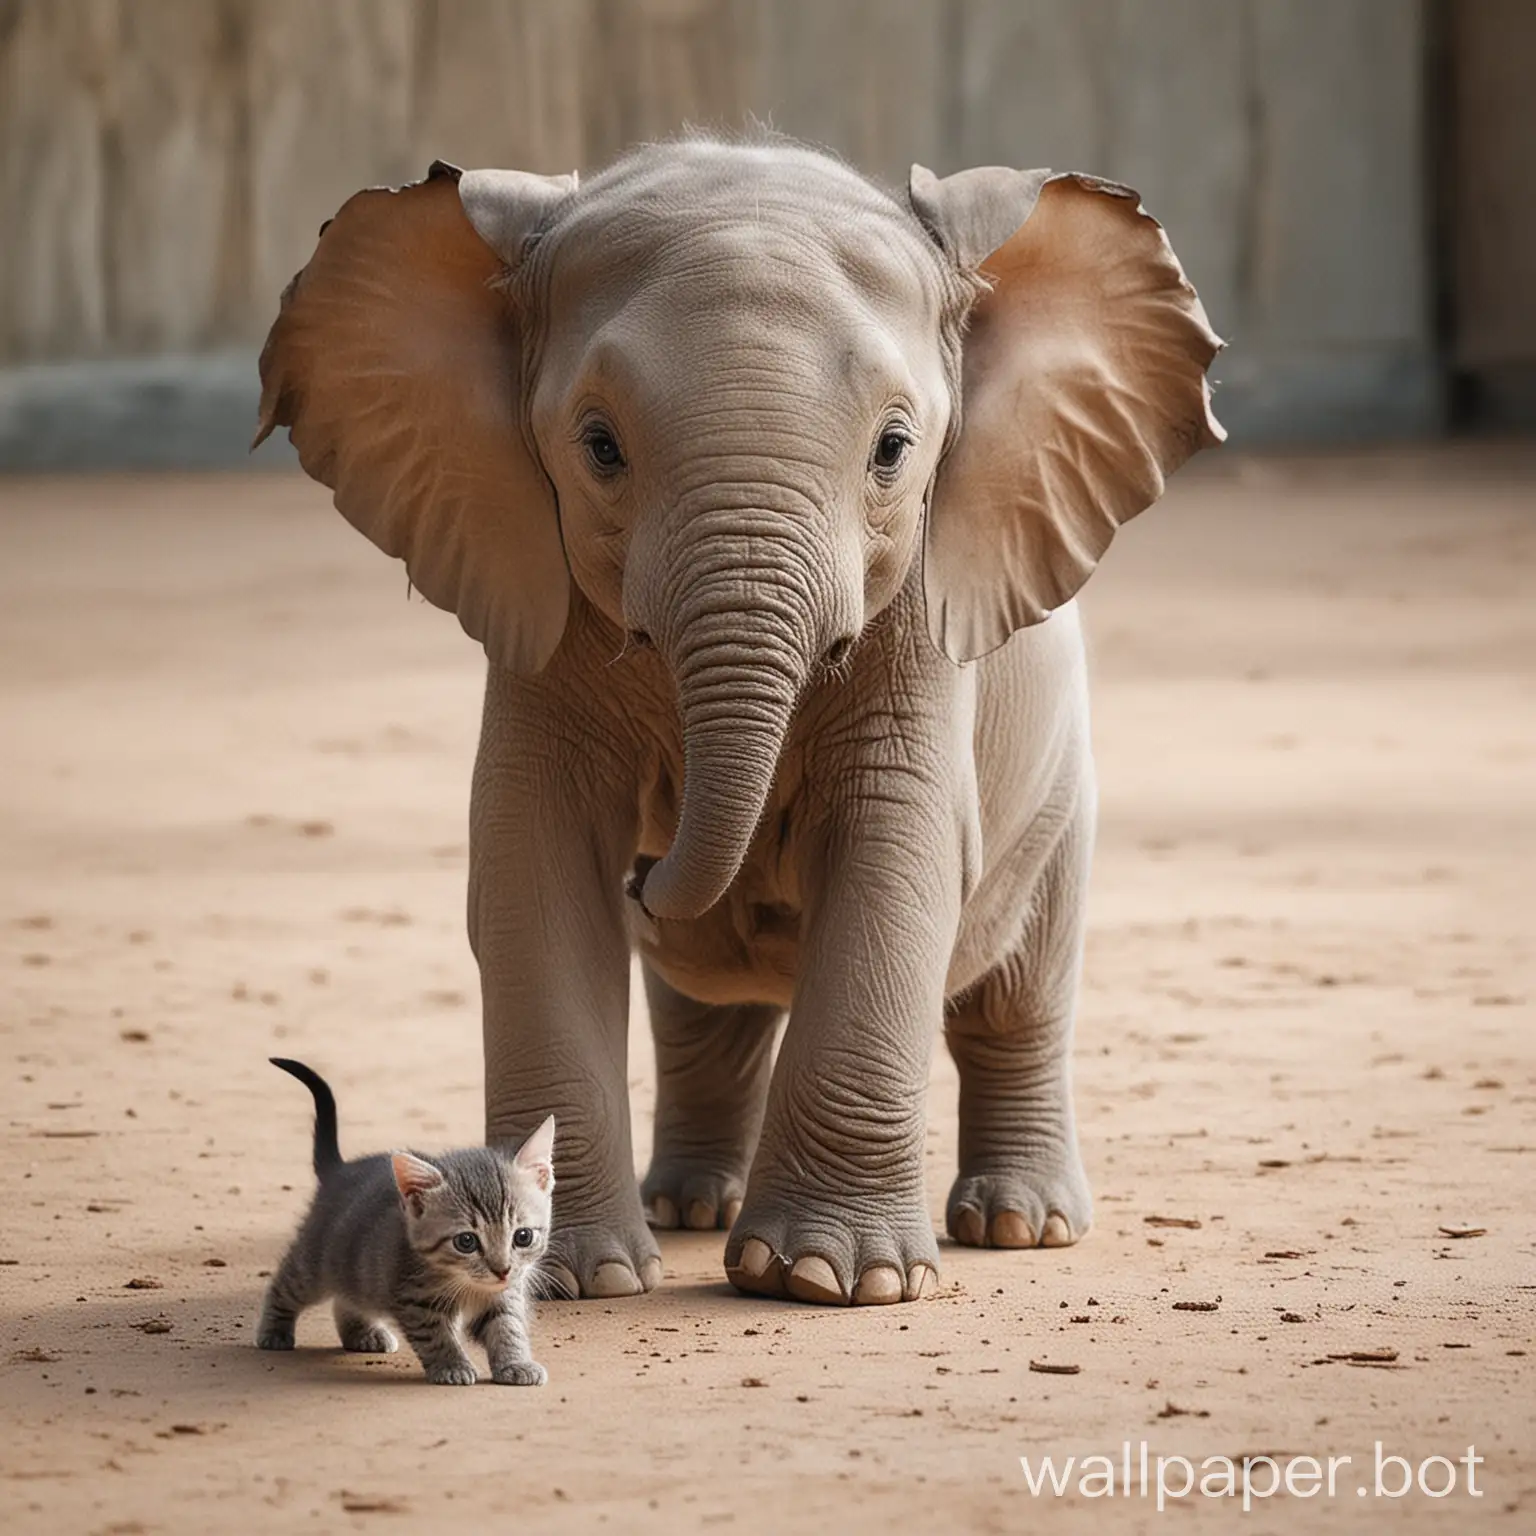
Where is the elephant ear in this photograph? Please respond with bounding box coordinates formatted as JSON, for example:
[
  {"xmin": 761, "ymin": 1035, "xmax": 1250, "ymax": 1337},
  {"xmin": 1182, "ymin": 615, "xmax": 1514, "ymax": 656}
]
[
  {"xmin": 255, "ymin": 161, "xmax": 576, "ymax": 674},
  {"xmin": 909, "ymin": 164, "xmax": 1225, "ymax": 662}
]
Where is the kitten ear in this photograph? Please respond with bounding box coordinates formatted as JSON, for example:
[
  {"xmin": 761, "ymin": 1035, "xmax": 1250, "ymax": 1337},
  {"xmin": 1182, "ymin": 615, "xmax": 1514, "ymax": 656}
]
[
  {"xmin": 512, "ymin": 1116, "xmax": 555, "ymax": 1194},
  {"xmin": 390, "ymin": 1151, "xmax": 445, "ymax": 1209}
]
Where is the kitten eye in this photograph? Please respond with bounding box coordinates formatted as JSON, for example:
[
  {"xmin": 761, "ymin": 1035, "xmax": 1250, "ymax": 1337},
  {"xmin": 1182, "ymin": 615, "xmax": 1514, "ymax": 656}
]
[
  {"xmin": 871, "ymin": 426, "xmax": 911, "ymax": 474},
  {"xmin": 452, "ymin": 1231, "xmax": 480, "ymax": 1254},
  {"xmin": 512, "ymin": 1227, "xmax": 536, "ymax": 1249},
  {"xmin": 582, "ymin": 422, "xmax": 626, "ymax": 474}
]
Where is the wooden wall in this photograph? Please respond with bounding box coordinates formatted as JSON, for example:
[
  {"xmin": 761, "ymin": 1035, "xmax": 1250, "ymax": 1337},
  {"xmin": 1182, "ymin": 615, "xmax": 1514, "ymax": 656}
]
[{"xmin": 0, "ymin": 0, "xmax": 1510, "ymax": 453}]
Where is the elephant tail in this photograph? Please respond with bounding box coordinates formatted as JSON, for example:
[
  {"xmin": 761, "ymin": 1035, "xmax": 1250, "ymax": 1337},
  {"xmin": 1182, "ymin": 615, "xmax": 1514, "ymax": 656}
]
[{"xmin": 269, "ymin": 1058, "xmax": 343, "ymax": 1179}]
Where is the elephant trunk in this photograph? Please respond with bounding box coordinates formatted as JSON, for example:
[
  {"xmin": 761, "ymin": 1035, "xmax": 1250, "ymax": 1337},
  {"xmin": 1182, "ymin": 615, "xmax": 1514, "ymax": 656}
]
[{"xmin": 638, "ymin": 609, "xmax": 809, "ymax": 923}]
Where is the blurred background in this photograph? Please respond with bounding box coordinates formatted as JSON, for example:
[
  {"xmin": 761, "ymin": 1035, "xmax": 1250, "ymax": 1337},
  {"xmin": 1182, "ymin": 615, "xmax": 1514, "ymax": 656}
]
[{"xmin": 1, "ymin": 0, "xmax": 1533, "ymax": 468}]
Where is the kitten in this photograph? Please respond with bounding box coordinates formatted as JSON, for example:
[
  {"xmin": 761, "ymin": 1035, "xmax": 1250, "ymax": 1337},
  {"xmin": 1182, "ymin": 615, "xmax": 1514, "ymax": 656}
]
[{"xmin": 256, "ymin": 1057, "xmax": 554, "ymax": 1386}]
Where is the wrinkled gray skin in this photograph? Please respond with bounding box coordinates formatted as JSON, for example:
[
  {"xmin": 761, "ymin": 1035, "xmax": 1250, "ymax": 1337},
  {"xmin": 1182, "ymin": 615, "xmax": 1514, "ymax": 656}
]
[
  {"xmin": 481, "ymin": 148, "xmax": 1092, "ymax": 1306},
  {"xmin": 262, "ymin": 137, "xmax": 1222, "ymax": 1306},
  {"xmin": 485, "ymin": 596, "xmax": 1095, "ymax": 1308}
]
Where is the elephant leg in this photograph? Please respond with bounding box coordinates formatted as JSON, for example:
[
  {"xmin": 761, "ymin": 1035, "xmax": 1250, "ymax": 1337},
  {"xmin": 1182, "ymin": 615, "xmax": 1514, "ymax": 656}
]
[
  {"xmin": 470, "ymin": 667, "xmax": 657, "ymax": 1301},
  {"xmin": 640, "ymin": 964, "xmax": 780, "ymax": 1232},
  {"xmin": 944, "ymin": 806, "xmax": 1094, "ymax": 1250},
  {"xmin": 725, "ymin": 790, "xmax": 962, "ymax": 1307}
]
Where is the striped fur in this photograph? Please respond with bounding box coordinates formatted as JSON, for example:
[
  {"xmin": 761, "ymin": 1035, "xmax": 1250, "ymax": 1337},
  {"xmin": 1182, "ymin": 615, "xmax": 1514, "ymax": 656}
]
[{"xmin": 257, "ymin": 1060, "xmax": 554, "ymax": 1386}]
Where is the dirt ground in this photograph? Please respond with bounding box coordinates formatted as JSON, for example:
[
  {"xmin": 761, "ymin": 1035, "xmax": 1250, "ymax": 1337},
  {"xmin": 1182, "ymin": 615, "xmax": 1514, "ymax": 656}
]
[{"xmin": 1, "ymin": 448, "xmax": 1532, "ymax": 1535}]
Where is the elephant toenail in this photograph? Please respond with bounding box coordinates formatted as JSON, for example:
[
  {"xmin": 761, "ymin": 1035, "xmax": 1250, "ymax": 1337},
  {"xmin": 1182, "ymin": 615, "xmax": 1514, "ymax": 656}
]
[
  {"xmin": 588, "ymin": 1261, "xmax": 642, "ymax": 1298},
  {"xmin": 989, "ymin": 1211, "xmax": 1035, "ymax": 1248},
  {"xmin": 852, "ymin": 1266, "xmax": 903, "ymax": 1305},
  {"xmin": 952, "ymin": 1207, "xmax": 986, "ymax": 1247},
  {"xmin": 907, "ymin": 1263, "xmax": 938, "ymax": 1300},
  {"xmin": 543, "ymin": 1262, "xmax": 580, "ymax": 1301},
  {"xmin": 722, "ymin": 1198, "xmax": 743, "ymax": 1229},
  {"xmin": 1041, "ymin": 1213, "xmax": 1073, "ymax": 1247},
  {"xmin": 648, "ymin": 1195, "xmax": 679, "ymax": 1229},
  {"xmin": 785, "ymin": 1256, "xmax": 846, "ymax": 1305},
  {"xmin": 684, "ymin": 1198, "xmax": 717, "ymax": 1230},
  {"xmin": 738, "ymin": 1237, "xmax": 774, "ymax": 1279},
  {"xmin": 638, "ymin": 1256, "xmax": 664, "ymax": 1291}
]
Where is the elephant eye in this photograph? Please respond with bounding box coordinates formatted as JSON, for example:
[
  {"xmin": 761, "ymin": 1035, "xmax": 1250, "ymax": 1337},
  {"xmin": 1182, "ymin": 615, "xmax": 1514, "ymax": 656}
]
[
  {"xmin": 871, "ymin": 427, "xmax": 911, "ymax": 475},
  {"xmin": 582, "ymin": 422, "xmax": 626, "ymax": 474}
]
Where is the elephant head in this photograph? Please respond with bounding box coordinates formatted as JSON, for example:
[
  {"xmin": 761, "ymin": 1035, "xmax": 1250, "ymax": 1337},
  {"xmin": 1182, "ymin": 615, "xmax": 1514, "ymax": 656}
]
[{"xmin": 255, "ymin": 143, "xmax": 1222, "ymax": 922}]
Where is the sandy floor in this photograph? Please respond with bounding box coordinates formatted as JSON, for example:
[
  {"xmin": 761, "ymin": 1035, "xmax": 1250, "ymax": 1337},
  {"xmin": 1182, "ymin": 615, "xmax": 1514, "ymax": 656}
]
[{"xmin": 1, "ymin": 449, "xmax": 1532, "ymax": 1534}]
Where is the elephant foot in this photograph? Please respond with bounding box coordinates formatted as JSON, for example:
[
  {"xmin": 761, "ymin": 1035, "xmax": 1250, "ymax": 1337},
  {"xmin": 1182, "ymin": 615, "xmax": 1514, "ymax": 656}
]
[
  {"xmin": 946, "ymin": 1156, "xmax": 1093, "ymax": 1249},
  {"xmin": 540, "ymin": 1217, "xmax": 663, "ymax": 1301},
  {"xmin": 724, "ymin": 1190, "xmax": 940, "ymax": 1306},
  {"xmin": 641, "ymin": 1155, "xmax": 747, "ymax": 1232}
]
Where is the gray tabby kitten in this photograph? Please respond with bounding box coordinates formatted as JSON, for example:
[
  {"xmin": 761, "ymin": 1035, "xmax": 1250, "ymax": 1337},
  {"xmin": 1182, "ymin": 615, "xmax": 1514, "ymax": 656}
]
[{"xmin": 256, "ymin": 1058, "xmax": 554, "ymax": 1386}]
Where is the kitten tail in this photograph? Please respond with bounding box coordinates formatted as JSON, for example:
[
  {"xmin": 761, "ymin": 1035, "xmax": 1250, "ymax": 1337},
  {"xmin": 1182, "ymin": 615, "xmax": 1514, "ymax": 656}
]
[{"xmin": 269, "ymin": 1058, "xmax": 343, "ymax": 1178}]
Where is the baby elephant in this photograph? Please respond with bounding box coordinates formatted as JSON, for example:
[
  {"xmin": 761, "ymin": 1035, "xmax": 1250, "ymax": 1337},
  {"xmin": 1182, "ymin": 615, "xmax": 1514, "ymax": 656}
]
[
  {"xmin": 257, "ymin": 1059, "xmax": 554, "ymax": 1384},
  {"xmin": 256, "ymin": 134, "xmax": 1223, "ymax": 1305}
]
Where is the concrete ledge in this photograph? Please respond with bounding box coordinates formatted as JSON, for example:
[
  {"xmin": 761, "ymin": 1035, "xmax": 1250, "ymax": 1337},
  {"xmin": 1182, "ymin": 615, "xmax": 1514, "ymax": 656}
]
[
  {"xmin": 0, "ymin": 351, "xmax": 295, "ymax": 471},
  {"xmin": 1, "ymin": 346, "xmax": 1449, "ymax": 471}
]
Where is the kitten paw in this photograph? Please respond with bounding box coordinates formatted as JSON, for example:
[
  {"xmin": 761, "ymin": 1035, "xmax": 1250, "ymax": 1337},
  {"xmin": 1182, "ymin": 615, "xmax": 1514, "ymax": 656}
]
[
  {"xmin": 424, "ymin": 1362, "xmax": 478, "ymax": 1386},
  {"xmin": 340, "ymin": 1325, "xmax": 398, "ymax": 1354},
  {"xmin": 256, "ymin": 1328, "xmax": 295, "ymax": 1350},
  {"xmin": 491, "ymin": 1360, "xmax": 548, "ymax": 1387}
]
